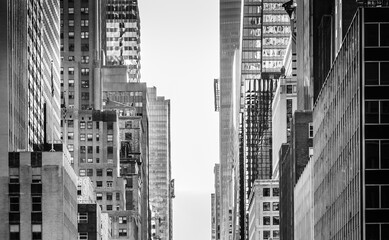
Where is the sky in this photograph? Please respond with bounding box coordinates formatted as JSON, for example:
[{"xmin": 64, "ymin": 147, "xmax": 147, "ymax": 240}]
[{"xmin": 138, "ymin": 0, "xmax": 220, "ymax": 239}]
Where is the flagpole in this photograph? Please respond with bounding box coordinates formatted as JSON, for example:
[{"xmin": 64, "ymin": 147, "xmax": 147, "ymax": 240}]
[{"xmin": 50, "ymin": 60, "xmax": 55, "ymax": 152}]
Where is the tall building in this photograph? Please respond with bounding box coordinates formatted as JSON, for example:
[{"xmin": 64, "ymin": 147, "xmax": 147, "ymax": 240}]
[
  {"xmin": 0, "ymin": 1, "xmax": 72, "ymax": 239},
  {"xmin": 102, "ymin": 0, "xmax": 141, "ymax": 82},
  {"xmin": 219, "ymin": 0, "xmax": 242, "ymax": 238},
  {"xmin": 213, "ymin": 164, "xmax": 222, "ymax": 240},
  {"xmin": 248, "ymin": 179, "xmax": 280, "ymax": 240},
  {"xmin": 60, "ymin": 0, "xmax": 103, "ymax": 111},
  {"xmin": 313, "ymin": 6, "xmax": 389, "ymax": 240},
  {"xmin": 147, "ymin": 87, "xmax": 173, "ymax": 240},
  {"xmin": 102, "ymin": 66, "xmax": 150, "ymax": 240}
]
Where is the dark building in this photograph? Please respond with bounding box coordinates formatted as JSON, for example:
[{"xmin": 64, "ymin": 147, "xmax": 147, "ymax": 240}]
[
  {"xmin": 313, "ymin": 6, "xmax": 389, "ymax": 240},
  {"xmin": 78, "ymin": 204, "xmax": 103, "ymax": 240},
  {"xmin": 279, "ymin": 111, "xmax": 312, "ymax": 240}
]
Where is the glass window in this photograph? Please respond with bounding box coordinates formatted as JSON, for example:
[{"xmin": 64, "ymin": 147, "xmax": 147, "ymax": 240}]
[
  {"xmin": 381, "ymin": 186, "xmax": 389, "ymax": 208},
  {"xmin": 106, "ymin": 193, "xmax": 112, "ymax": 201},
  {"xmin": 81, "ymin": 32, "xmax": 89, "ymax": 39},
  {"xmin": 68, "ymin": 8, "xmax": 74, "ymax": 14},
  {"xmin": 68, "ymin": 67, "xmax": 74, "ymax": 75},
  {"xmin": 272, "ymin": 202, "xmax": 279, "ymax": 211},
  {"xmin": 119, "ymin": 229, "xmax": 127, "ymax": 236},
  {"xmin": 263, "ymin": 216, "xmax": 270, "ymax": 225},
  {"xmin": 381, "ymin": 141, "xmax": 389, "ymax": 169},
  {"xmin": 108, "ymin": 147, "xmax": 113, "ymax": 154},
  {"xmin": 119, "ymin": 216, "xmax": 127, "ymax": 224},
  {"xmin": 80, "ymin": 121, "xmax": 86, "ymax": 129},
  {"xmin": 68, "ymin": 132, "xmax": 74, "ymax": 140},
  {"xmin": 107, "ymin": 181, "xmax": 113, "ymax": 187},
  {"xmin": 79, "ymin": 169, "xmax": 86, "ymax": 176},
  {"xmin": 273, "ymin": 188, "xmax": 280, "ymax": 196},
  {"xmin": 263, "ymin": 202, "xmax": 270, "ymax": 211},
  {"xmin": 81, "ymin": 56, "xmax": 89, "ymax": 63},
  {"xmin": 86, "ymin": 169, "xmax": 93, "ymax": 176},
  {"xmin": 381, "ymin": 62, "xmax": 389, "ymax": 85},
  {"xmin": 78, "ymin": 213, "xmax": 88, "ymax": 223},
  {"xmin": 10, "ymin": 196, "xmax": 19, "ymax": 212},
  {"xmin": 382, "ymin": 224, "xmax": 389, "ymax": 239},
  {"xmin": 32, "ymin": 196, "xmax": 41, "ymax": 212},
  {"xmin": 78, "ymin": 232, "xmax": 88, "ymax": 240},
  {"xmin": 81, "ymin": 68, "xmax": 89, "ymax": 76},
  {"xmin": 365, "ymin": 141, "xmax": 379, "ymax": 169},
  {"xmin": 96, "ymin": 193, "xmax": 102, "ymax": 200},
  {"xmin": 80, "ymin": 158, "xmax": 86, "ymax": 164},
  {"xmin": 116, "ymin": 193, "xmax": 120, "ymax": 201},
  {"xmin": 273, "ymin": 230, "xmax": 280, "ymax": 238},
  {"xmin": 263, "ymin": 188, "xmax": 270, "ymax": 197},
  {"xmin": 108, "ymin": 134, "xmax": 113, "ymax": 142},
  {"xmin": 32, "ymin": 224, "xmax": 42, "ymax": 240},
  {"xmin": 263, "ymin": 230, "xmax": 271, "ymax": 239},
  {"xmin": 273, "ymin": 216, "xmax": 280, "ymax": 225},
  {"xmin": 380, "ymin": 23, "xmax": 389, "ymax": 46},
  {"xmin": 69, "ymin": 31, "xmax": 74, "ymax": 39},
  {"xmin": 106, "ymin": 205, "xmax": 113, "ymax": 211},
  {"xmin": 81, "ymin": 80, "xmax": 89, "ymax": 88},
  {"xmin": 87, "ymin": 158, "xmax": 93, "ymax": 163},
  {"xmin": 96, "ymin": 169, "xmax": 103, "ymax": 176},
  {"xmin": 87, "ymin": 134, "xmax": 93, "ymax": 141},
  {"xmin": 365, "ymin": 101, "xmax": 379, "ymax": 123},
  {"xmin": 80, "ymin": 146, "xmax": 86, "ymax": 153},
  {"xmin": 107, "ymin": 169, "xmax": 113, "ymax": 177},
  {"xmin": 365, "ymin": 24, "xmax": 379, "ymax": 46},
  {"xmin": 87, "ymin": 122, "xmax": 93, "ymax": 129},
  {"xmin": 365, "ymin": 62, "xmax": 379, "ymax": 85},
  {"xmin": 87, "ymin": 146, "xmax": 93, "ymax": 154},
  {"xmin": 366, "ymin": 186, "xmax": 379, "ymax": 208},
  {"xmin": 96, "ymin": 146, "xmax": 100, "ymax": 153},
  {"xmin": 80, "ymin": 134, "xmax": 86, "ymax": 141},
  {"xmin": 381, "ymin": 101, "xmax": 389, "ymax": 123},
  {"xmin": 366, "ymin": 224, "xmax": 380, "ymax": 240},
  {"xmin": 81, "ymin": 92, "xmax": 89, "ymax": 100},
  {"xmin": 96, "ymin": 181, "xmax": 102, "ymax": 187}
]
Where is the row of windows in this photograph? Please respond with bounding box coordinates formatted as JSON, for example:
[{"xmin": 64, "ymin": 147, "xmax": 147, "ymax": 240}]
[
  {"xmin": 263, "ymin": 187, "xmax": 279, "ymax": 197},
  {"xmin": 61, "ymin": 7, "xmax": 89, "ymax": 14},
  {"xmin": 79, "ymin": 168, "xmax": 113, "ymax": 177},
  {"xmin": 62, "ymin": 19, "xmax": 89, "ymax": 27},
  {"xmin": 262, "ymin": 216, "xmax": 280, "ymax": 226},
  {"xmin": 80, "ymin": 146, "xmax": 114, "ymax": 154},
  {"xmin": 10, "ymin": 196, "xmax": 41, "ymax": 212},
  {"xmin": 263, "ymin": 202, "xmax": 279, "ymax": 211},
  {"xmin": 261, "ymin": 230, "xmax": 279, "ymax": 239},
  {"xmin": 95, "ymin": 192, "xmax": 120, "ymax": 201},
  {"xmin": 63, "ymin": 31, "xmax": 89, "ymax": 39},
  {"xmin": 62, "ymin": 44, "xmax": 90, "ymax": 52},
  {"xmin": 10, "ymin": 224, "xmax": 42, "ymax": 240},
  {"xmin": 60, "ymin": 67, "xmax": 89, "ymax": 75}
]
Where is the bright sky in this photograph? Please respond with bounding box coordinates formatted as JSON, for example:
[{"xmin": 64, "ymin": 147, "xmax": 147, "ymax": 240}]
[{"xmin": 139, "ymin": 0, "xmax": 220, "ymax": 239}]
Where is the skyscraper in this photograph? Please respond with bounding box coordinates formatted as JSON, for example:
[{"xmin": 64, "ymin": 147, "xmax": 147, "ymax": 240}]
[
  {"xmin": 148, "ymin": 87, "xmax": 172, "ymax": 240},
  {"xmin": 219, "ymin": 0, "xmax": 242, "ymax": 239}
]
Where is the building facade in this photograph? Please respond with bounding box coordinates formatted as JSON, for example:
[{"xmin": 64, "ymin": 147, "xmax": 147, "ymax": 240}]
[{"xmin": 248, "ymin": 179, "xmax": 280, "ymax": 240}]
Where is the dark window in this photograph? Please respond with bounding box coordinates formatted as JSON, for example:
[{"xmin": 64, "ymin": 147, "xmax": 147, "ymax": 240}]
[
  {"xmin": 380, "ymin": 62, "xmax": 389, "ymax": 85},
  {"xmin": 10, "ymin": 197, "xmax": 19, "ymax": 212},
  {"xmin": 32, "ymin": 196, "xmax": 42, "ymax": 212},
  {"xmin": 286, "ymin": 85, "xmax": 293, "ymax": 93},
  {"xmin": 87, "ymin": 122, "xmax": 93, "ymax": 129},
  {"xmin": 365, "ymin": 62, "xmax": 379, "ymax": 85},
  {"xmin": 382, "ymin": 224, "xmax": 389, "ymax": 239},
  {"xmin": 366, "ymin": 224, "xmax": 380, "ymax": 239},
  {"xmin": 31, "ymin": 152, "xmax": 42, "ymax": 167},
  {"xmin": 107, "ymin": 169, "xmax": 113, "ymax": 177},
  {"xmin": 381, "ymin": 101, "xmax": 389, "ymax": 123},
  {"xmin": 381, "ymin": 186, "xmax": 389, "ymax": 208},
  {"xmin": 381, "ymin": 141, "xmax": 389, "ymax": 169},
  {"xmin": 263, "ymin": 216, "xmax": 270, "ymax": 225},
  {"xmin": 96, "ymin": 169, "xmax": 103, "ymax": 176},
  {"xmin": 366, "ymin": 186, "xmax": 379, "ymax": 208},
  {"xmin": 263, "ymin": 202, "xmax": 270, "ymax": 211},
  {"xmin": 31, "ymin": 184, "xmax": 42, "ymax": 195},
  {"xmin": 107, "ymin": 122, "xmax": 114, "ymax": 130},
  {"xmin": 365, "ymin": 101, "xmax": 379, "ymax": 123},
  {"xmin": 263, "ymin": 231, "xmax": 271, "ymax": 239},
  {"xmin": 86, "ymin": 169, "xmax": 93, "ymax": 176},
  {"xmin": 108, "ymin": 147, "xmax": 113, "ymax": 154},
  {"xmin": 116, "ymin": 193, "xmax": 120, "ymax": 201},
  {"xmin": 87, "ymin": 146, "xmax": 93, "ymax": 154},
  {"xmin": 96, "ymin": 146, "xmax": 100, "ymax": 153},
  {"xmin": 273, "ymin": 216, "xmax": 280, "ymax": 225},
  {"xmin": 125, "ymin": 133, "xmax": 132, "ymax": 141},
  {"xmin": 80, "ymin": 146, "xmax": 86, "ymax": 153},
  {"xmin": 366, "ymin": 141, "xmax": 380, "ymax": 169},
  {"xmin": 273, "ymin": 187, "xmax": 280, "ymax": 196},
  {"xmin": 272, "ymin": 202, "xmax": 279, "ymax": 211},
  {"xmin": 380, "ymin": 24, "xmax": 389, "ymax": 46},
  {"xmin": 9, "ymin": 152, "xmax": 20, "ymax": 167},
  {"xmin": 106, "ymin": 193, "xmax": 112, "ymax": 201},
  {"xmin": 96, "ymin": 181, "xmax": 102, "ymax": 187},
  {"xmin": 263, "ymin": 188, "xmax": 270, "ymax": 197},
  {"xmin": 9, "ymin": 183, "xmax": 20, "ymax": 195},
  {"xmin": 106, "ymin": 205, "xmax": 113, "ymax": 211},
  {"xmin": 365, "ymin": 24, "xmax": 379, "ymax": 46},
  {"xmin": 273, "ymin": 230, "xmax": 280, "ymax": 238}
]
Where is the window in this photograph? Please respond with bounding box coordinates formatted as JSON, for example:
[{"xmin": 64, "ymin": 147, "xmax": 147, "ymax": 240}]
[
  {"xmin": 87, "ymin": 122, "xmax": 93, "ymax": 129},
  {"xmin": 96, "ymin": 169, "xmax": 103, "ymax": 176},
  {"xmin": 87, "ymin": 158, "xmax": 93, "ymax": 163},
  {"xmin": 107, "ymin": 134, "xmax": 113, "ymax": 142},
  {"xmin": 263, "ymin": 216, "xmax": 270, "ymax": 225},
  {"xmin": 78, "ymin": 232, "xmax": 88, "ymax": 240},
  {"xmin": 366, "ymin": 224, "xmax": 379, "ymax": 240},
  {"xmin": 263, "ymin": 231, "xmax": 271, "ymax": 239},
  {"xmin": 96, "ymin": 158, "xmax": 100, "ymax": 163},
  {"xmin": 263, "ymin": 188, "xmax": 270, "ymax": 197},
  {"xmin": 81, "ymin": 80, "xmax": 89, "ymax": 88},
  {"xmin": 32, "ymin": 196, "xmax": 42, "ymax": 212},
  {"xmin": 365, "ymin": 24, "xmax": 378, "ymax": 46},
  {"xmin": 80, "ymin": 158, "xmax": 86, "ymax": 164},
  {"xmin": 68, "ymin": 132, "xmax": 74, "ymax": 140},
  {"xmin": 309, "ymin": 147, "xmax": 314, "ymax": 160},
  {"xmin": 79, "ymin": 169, "xmax": 86, "ymax": 176},
  {"xmin": 80, "ymin": 146, "xmax": 86, "ymax": 153},
  {"xmin": 78, "ymin": 213, "xmax": 88, "ymax": 223},
  {"xmin": 68, "ymin": 7, "xmax": 74, "ymax": 14},
  {"xmin": 273, "ymin": 188, "xmax": 280, "ymax": 197},
  {"xmin": 107, "ymin": 122, "xmax": 113, "ymax": 130},
  {"xmin": 81, "ymin": 32, "xmax": 89, "ymax": 39},
  {"xmin": 96, "ymin": 134, "xmax": 100, "ymax": 141},
  {"xmin": 106, "ymin": 205, "xmax": 113, "ymax": 211},
  {"xmin": 108, "ymin": 147, "xmax": 113, "ymax": 154},
  {"xmin": 107, "ymin": 181, "xmax": 113, "ymax": 187},
  {"xmin": 68, "ymin": 144, "xmax": 74, "ymax": 152},
  {"xmin": 119, "ymin": 216, "xmax": 127, "ymax": 224},
  {"xmin": 68, "ymin": 56, "xmax": 75, "ymax": 62},
  {"xmin": 366, "ymin": 141, "xmax": 379, "ymax": 169},
  {"xmin": 380, "ymin": 23, "xmax": 389, "ymax": 46},
  {"xmin": 68, "ymin": 67, "xmax": 74, "ymax": 75},
  {"xmin": 81, "ymin": 7, "xmax": 89, "ymax": 14},
  {"xmin": 96, "ymin": 181, "xmax": 102, "ymax": 188},
  {"xmin": 273, "ymin": 230, "xmax": 280, "ymax": 238},
  {"xmin": 125, "ymin": 133, "xmax": 132, "ymax": 140},
  {"xmin": 81, "ymin": 92, "xmax": 89, "ymax": 100},
  {"xmin": 366, "ymin": 186, "xmax": 379, "ymax": 208},
  {"xmin": 382, "ymin": 141, "xmax": 389, "ymax": 169},
  {"xmin": 381, "ymin": 62, "xmax": 389, "ymax": 85},
  {"xmin": 32, "ymin": 224, "xmax": 42, "ymax": 240},
  {"xmin": 108, "ymin": 159, "xmax": 113, "ymax": 164},
  {"xmin": 69, "ymin": 31, "xmax": 74, "ymax": 39},
  {"xmin": 286, "ymin": 84, "xmax": 293, "ymax": 94},
  {"xmin": 80, "ymin": 121, "xmax": 86, "ymax": 129},
  {"xmin": 87, "ymin": 134, "xmax": 93, "ymax": 141},
  {"xmin": 69, "ymin": 44, "xmax": 74, "ymax": 51},
  {"xmin": 96, "ymin": 146, "xmax": 100, "ymax": 153},
  {"xmin": 273, "ymin": 216, "xmax": 280, "ymax": 225},
  {"xmin": 9, "ymin": 196, "xmax": 19, "ymax": 212},
  {"xmin": 119, "ymin": 229, "xmax": 127, "ymax": 236},
  {"xmin": 81, "ymin": 56, "xmax": 89, "ymax": 63},
  {"xmin": 273, "ymin": 202, "xmax": 279, "ymax": 211},
  {"xmin": 107, "ymin": 169, "xmax": 113, "ymax": 177},
  {"xmin": 81, "ymin": 68, "xmax": 89, "ymax": 76},
  {"xmin": 125, "ymin": 121, "xmax": 132, "ymax": 128},
  {"xmin": 263, "ymin": 202, "xmax": 270, "ymax": 211},
  {"xmin": 81, "ymin": 20, "xmax": 89, "ymax": 26},
  {"xmin": 68, "ymin": 120, "xmax": 74, "ymax": 128},
  {"xmin": 308, "ymin": 123, "xmax": 314, "ymax": 138},
  {"xmin": 116, "ymin": 193, "xmax": 120, "ymax": 201},
  {"xmin": 382, "ymin": 186, "xmax": 389, "ymax": 208},
  {"xmin": 365, "ymin": 62, "xmax": 379, "ymax": 85},
  {"xmin": 96, "ymin": 193, "xmax": 102, "ymax": 200},
  {"xmin": 96, "ymin": 122, "xmax": 100, "ymax": 129},
  {"xmin": 68, "ymin": 79, "xmax": 75, "ymax": 87},
  {"xmin": 81, "ymin": 44, "xmax": 89, "ymax": 51},
  {"xmin": 87, "ymin": 146, "xmax": 93, "ymax": 154},
  {"xmin": 365, "ymin": 101, "xmax": 379, "ymax": 123},
  {"xmin": 106, "ymin": 193, "xmax": 113, "ymax": 201},
  {"xmin": 381, "ymin": 101, "xmax": 389, "ymax": 123},
  {"xmin": 80, "ymin": 134, "xmax": 86, "ymax": 141},
  {"xmin": 69, "ymin": 19, "xmax": 74, "ymax": 27},
  {"xmin": 69, "ymin": 91, "xmax": 75, "ymax": 99},
  {"xmin": 10, "ymin": 224, "xmax": 20, "ymax": 239}
]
